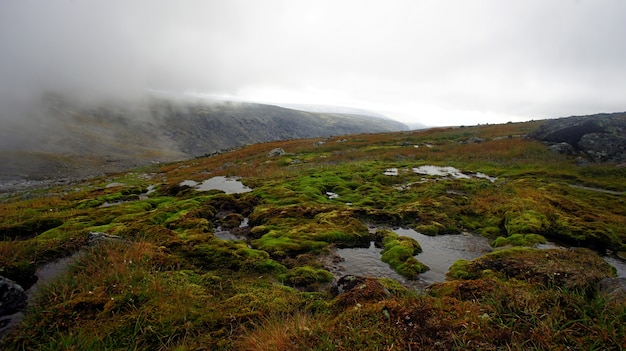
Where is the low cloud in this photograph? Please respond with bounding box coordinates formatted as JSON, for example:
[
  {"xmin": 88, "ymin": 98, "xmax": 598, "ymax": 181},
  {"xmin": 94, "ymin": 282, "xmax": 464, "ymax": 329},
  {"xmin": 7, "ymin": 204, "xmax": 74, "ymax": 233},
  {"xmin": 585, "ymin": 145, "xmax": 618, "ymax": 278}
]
[{"xmin": 1, "ymin": 0, "xmax": 626, "ymax": 126}]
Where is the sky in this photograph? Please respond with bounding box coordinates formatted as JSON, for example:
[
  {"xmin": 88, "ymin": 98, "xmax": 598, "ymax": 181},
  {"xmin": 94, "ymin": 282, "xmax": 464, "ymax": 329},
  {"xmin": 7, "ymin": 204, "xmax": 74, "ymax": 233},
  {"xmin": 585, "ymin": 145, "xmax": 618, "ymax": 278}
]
[{"xmin": 1, "ymin": 0, "xmax": 626, "ymax": 127}]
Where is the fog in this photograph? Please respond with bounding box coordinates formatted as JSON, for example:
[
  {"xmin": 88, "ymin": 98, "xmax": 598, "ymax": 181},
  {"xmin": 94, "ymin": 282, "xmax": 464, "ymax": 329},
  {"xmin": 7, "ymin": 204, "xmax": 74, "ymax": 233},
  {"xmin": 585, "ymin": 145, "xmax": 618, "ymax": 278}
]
[{"xmin": 2, "ymin": 0, "xmax": 626, "ymax": 126}]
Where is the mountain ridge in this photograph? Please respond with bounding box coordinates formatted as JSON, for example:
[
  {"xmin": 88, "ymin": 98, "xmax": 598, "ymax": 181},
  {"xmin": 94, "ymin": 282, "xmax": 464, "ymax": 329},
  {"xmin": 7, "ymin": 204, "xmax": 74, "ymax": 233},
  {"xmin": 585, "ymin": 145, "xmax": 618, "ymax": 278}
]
[{"xmin": 0, "ymin": 94, "xmax": 408, "ymax": 183}]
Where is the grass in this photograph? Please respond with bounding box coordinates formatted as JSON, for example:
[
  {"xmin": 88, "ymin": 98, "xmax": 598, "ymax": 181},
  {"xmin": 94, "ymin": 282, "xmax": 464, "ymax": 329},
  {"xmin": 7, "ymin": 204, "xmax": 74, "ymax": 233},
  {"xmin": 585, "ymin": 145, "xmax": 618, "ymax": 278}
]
[{"xmin": 1, "ymin": 120, "xmax": 625, "ymax": 350}]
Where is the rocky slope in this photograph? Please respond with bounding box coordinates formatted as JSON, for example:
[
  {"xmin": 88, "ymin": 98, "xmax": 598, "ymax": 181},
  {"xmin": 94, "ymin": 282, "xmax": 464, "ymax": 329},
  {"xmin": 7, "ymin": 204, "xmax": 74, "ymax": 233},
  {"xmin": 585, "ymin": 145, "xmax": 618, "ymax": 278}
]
[
  {"xmin": 528, "ymin": 112, "xmax": 626, "ymax": 163},
  {"xmin": 0, "ymin": 93, "xmax": 407, "ymax": 184}
]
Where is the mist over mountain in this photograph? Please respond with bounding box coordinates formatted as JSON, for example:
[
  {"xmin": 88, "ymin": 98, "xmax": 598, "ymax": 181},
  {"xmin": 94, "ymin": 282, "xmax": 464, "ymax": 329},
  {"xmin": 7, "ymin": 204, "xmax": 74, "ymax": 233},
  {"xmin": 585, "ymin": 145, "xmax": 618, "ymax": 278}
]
[{"xmin": 0, "ymin": 93, "xmax": 408, "ymax": 184}]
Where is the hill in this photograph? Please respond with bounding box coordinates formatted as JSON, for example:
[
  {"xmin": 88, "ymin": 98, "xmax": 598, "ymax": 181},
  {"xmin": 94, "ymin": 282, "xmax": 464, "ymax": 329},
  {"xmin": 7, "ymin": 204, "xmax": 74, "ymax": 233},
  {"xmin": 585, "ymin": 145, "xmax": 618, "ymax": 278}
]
[
  {"xmin": 1, "ymin": 120, "xmax": 625, "ymax": 349},
  {"xmin": 0, "ymin": 93, "xmax": 408, "ymax": 185}
]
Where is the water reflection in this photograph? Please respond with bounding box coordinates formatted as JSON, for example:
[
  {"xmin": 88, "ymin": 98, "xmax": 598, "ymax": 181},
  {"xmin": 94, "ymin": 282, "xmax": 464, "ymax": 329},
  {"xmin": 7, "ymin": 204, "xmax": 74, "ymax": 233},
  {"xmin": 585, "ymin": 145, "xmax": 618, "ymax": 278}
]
[
  {"xmin": 393, "ymin": 228, "xmax": 492, "ymax": 284},
  {"xmin": 334, "ymin": 228, "xmax": 492, "ymax": 289},
  {"xmin": 180, "ymin": 176, "xmax": 252, "ymax": 194}
]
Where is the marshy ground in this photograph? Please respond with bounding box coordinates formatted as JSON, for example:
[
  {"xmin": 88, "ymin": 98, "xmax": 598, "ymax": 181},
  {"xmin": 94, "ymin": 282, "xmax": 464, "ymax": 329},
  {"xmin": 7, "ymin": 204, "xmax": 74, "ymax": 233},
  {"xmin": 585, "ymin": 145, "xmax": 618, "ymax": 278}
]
[{"xmin": 1, "ymin": 121, "xmax": 625, "ymax": 350}]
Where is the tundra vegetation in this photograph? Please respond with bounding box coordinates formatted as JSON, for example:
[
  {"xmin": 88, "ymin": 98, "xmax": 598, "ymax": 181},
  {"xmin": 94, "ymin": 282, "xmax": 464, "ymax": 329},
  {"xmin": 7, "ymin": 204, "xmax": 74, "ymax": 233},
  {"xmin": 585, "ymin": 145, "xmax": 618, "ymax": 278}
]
[{"xmin": 1, "ymin": 121, "xmax": 625, "ymax": 350}]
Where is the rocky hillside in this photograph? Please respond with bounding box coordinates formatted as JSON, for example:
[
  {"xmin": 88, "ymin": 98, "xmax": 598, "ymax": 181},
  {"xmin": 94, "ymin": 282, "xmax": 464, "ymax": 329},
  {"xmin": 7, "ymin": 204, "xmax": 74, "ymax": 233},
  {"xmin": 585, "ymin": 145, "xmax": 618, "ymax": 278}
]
[
  {"xmin": 528, "ymin": 112, "xmax": 626, "ymax": 163},
  {"xmin": 0, "ymin": 93, "xmax": 407, "ymax": 184}
]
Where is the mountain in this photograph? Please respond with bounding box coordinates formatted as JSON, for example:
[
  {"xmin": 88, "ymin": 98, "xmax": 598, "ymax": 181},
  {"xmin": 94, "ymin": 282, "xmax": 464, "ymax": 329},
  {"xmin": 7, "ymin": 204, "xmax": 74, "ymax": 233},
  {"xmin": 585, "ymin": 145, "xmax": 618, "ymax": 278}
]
[{"xmin": 0, "ymin": 93, "xmax": 408, "ymax": 183}]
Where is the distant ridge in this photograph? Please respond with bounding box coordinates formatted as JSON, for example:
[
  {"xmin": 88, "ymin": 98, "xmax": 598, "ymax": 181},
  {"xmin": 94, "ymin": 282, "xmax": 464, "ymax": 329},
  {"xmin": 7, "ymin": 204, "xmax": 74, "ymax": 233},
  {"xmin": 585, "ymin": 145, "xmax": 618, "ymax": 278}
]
[{"xmin": 0, "ymin": 93, "xmax": 408, "ymax": 182}]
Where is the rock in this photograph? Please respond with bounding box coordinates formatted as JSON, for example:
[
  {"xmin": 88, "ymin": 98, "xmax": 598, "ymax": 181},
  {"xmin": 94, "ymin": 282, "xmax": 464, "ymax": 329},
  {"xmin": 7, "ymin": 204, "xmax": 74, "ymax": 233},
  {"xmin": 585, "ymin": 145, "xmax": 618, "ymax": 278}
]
[
  {"xmin": 267, "ymin": 148, "xmax": 286, "ymax": 157},
  {"xmin": 547, "ymin": 142, "xmax": 576, "ymax": 155},
  {"xmin": 465, "ymin": 137, "xmax": 484, "ymax": 144},
  {"xmin": 88, "ymin": 231, "xmax": 123, "ymax": 245},
  {"xmin": 0, "ymin": 276, "xmax": 27, "ymax": 316},
  {"xmin": 598, "ymin": 277, "xmax": 626, "ymax": 302},
  {"xmin": 578, "ymin": 133, "xmax": 626, "ymax": 162},
  {"xmin": 528, "ymin": 113, "xmax": 626, "ymax": 163}
]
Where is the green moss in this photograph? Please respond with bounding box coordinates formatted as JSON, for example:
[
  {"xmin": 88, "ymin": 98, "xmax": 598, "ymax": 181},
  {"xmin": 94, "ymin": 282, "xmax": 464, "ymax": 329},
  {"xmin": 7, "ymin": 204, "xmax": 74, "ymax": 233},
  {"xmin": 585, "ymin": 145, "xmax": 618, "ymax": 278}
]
[
  {"xmin": 505, "ymin": 210, "xmax": 548, "ymax": 235},
  {"xmin": 379, "ymin": 231, "xmax": 428, "ymax": 279},
  {"xmin": 491, "ymin": 233, "xmax": 547, "ymax": 247},
  {"xmin": 279, "ymin": 266, "xmax": 333, "ymax": 287}
]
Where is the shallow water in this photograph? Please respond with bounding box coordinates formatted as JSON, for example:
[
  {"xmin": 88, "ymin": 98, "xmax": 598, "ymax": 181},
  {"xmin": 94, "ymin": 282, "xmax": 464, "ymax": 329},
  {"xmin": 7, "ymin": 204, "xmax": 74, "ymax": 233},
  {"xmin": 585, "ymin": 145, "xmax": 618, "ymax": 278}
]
[
  {"xmin": 180, "ymin": 176, "xmax": 252, "ymax": 194},
  {"xmin": 411, "ymin": 165, "xmax": 497, "ymax": 182},
  {"xmin": 335, "ymin": 229, "xmax": 492, "ymax": 289},
  {"xmin": 0, "ymin": 252, "xmax": 81, "ymax": 338},
  {"xmin": 393, "ymin": 228, "xmax": 492, "ymax": 283}
]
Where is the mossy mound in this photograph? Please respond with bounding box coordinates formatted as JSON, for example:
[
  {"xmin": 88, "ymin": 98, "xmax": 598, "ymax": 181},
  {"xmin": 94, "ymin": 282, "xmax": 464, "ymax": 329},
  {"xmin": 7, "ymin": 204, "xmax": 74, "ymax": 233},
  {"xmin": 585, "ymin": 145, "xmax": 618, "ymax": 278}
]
[
  {"xmin": 491, "ymin": 233, "xmax": 547, "ymax": 247},
  {"xmin": 448, "ymin": 247, "xmax": 616, "ymax": 290},
  {"xmin": 378, "ymin": 230, "xmax": 429, "ymax": 280}
]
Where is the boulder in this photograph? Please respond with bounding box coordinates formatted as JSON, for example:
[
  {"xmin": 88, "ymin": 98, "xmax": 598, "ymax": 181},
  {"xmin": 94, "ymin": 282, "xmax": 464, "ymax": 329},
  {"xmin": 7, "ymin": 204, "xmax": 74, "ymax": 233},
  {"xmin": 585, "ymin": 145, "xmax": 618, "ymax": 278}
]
[
  {"xmin": 0, "ymin": 276, "xmax": 27, "ymax": 316},
  {"xmin": 528, "ymin": 113, "xmax": 626, "ymax": 163},
  {"xmin": 267, "ymin": 148, "xmax": 286, "ymax": 157},
  {"xmin": 547, "ymin": 142, "xmax": 576, "ymax": 155}
]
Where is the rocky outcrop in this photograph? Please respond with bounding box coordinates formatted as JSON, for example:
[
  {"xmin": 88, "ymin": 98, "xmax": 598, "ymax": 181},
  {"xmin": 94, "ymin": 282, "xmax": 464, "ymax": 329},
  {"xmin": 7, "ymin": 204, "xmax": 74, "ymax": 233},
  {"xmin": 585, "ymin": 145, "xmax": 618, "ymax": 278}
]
[
  {"xmin": 0, "ymin": 276, "xmax": 27, "ymax": 317},
  {"xmin": 528, "ymin": 113, "xmax": 626, "ymax": 163}
]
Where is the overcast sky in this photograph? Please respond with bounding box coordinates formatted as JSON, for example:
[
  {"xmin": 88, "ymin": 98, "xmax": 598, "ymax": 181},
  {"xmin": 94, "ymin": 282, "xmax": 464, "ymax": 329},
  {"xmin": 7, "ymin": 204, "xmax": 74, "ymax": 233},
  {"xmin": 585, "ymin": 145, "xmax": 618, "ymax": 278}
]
[{"xmin": 1, "ymin": 0, "xmax": 626, "ymax": 126}]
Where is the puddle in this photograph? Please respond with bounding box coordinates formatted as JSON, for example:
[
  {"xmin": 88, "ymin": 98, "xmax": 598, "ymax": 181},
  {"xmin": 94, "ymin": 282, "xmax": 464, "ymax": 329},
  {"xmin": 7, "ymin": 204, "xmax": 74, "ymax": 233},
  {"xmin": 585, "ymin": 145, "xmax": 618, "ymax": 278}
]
[
  {"xmin": 180, "ymin": 176, "xmax": 252, "ymax": 194},
  {"xmin": 412, "ymin": 166, "xmax": 471, "ymax": 179},
  {"xmin": 214, "ymin": 217, "xmax": 250, "ymax": 241},
  {"xmin": 412, "ymin": 165, "xmax": 497, "ymax": 182},
  {"xmin": 334, "ymin": 228, "xmax": 492, "ymax": 290},
  {"xmin": 568, "ymin": 184, "xmax": 625, "ymax": 196},
  {"xmin": 394, "ymin": 228, "xmax": 492, "ymax": 284},
  {"xmin": 334, "ymin": 242, "xmax": 424, "ymax": 287}
]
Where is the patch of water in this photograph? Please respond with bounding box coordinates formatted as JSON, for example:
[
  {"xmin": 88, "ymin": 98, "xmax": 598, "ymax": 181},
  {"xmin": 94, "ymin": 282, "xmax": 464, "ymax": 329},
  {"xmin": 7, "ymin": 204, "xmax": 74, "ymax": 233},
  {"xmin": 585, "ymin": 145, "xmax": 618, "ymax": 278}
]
[
  {"xmin": 334, "ymin": 229, "xmax": 492, "ymax": 289},
  {"xmin": 604, "ymin": 257, "xmax": 626, "ymax": 278},
  {"xmin": 394, "ymin": 228, "xmax": 492, "ymax": 284},
  {"xmin": 0, "ymin": 252, "xmax": 81, "ymax": 338},
  {"xmin": 180, "ymin": 176, "xmax": 252, "ymax": 194},
  {"xmin": 568, "ymin": 184, "xmax": 625, "ymax": 196},
  {"xmin": 214, "ymin": 217, "xmax": 250, "ymax": 241},
  {"xmin": 411, "ymin": 165, "xmax": 497, "ymax": 182}
]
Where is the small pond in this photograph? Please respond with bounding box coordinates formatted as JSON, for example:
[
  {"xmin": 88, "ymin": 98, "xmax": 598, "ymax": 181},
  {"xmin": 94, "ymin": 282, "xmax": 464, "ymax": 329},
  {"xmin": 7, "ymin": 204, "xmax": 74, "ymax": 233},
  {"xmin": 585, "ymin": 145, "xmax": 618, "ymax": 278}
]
[
  {"xmin": 334, "ymin": 227, "xmax": 626, "ymax": 291},
  {"xmin": 411, "ymin": 165, "xmax": 497, "ymax": 182},
  {"xmin": 335, "ymin": 228, "xmax": 492, "ymax": 289},
  {"xmin": 180, "ymin": 176, "xmax": 252, "ymax": 194}
]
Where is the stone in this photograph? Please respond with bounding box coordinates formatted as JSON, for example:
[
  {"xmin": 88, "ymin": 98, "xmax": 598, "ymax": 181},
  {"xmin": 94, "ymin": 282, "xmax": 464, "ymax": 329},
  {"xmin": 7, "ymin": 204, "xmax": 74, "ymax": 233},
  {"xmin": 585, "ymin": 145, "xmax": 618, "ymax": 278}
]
[
  {"xmin": 267, "ymin": 148, "xmax": 286, "ymax": 157},
  {"xmin": 547, "ymin": 142, "xmax": 576, "ymax": 155},
  {"xmin": 598, "ymin": 277, "xmax": 626, "ymax": 302},
  {"xmin": 465, "ymin": 137, "xmax": 484, "ymax": 144},
  {"xmin": 528, "ymin": 113, "xmax": 626, "ymax": 163},
  {"xmin": 0, "ymin": 276, "xmax": 27, "ymax": 316},
  {"xmin": 88, "ymin": 231, "xmax": 124, "ymax": 245}
]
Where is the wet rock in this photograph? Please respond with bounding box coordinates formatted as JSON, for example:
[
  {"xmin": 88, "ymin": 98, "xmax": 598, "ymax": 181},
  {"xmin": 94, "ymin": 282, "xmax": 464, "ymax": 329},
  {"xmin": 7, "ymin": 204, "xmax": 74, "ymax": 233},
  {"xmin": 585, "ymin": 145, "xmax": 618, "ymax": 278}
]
[
  {"xmin": 528, "ymin": 113, "xmax": 626, "ymax": 163},
  {"xmin": 0, "ymin": 276, "xmax": 27, "ymax": 316},
  {"xmin": 598, "ymin": 277, "xmax": 626, "ymax": 303},
  {"xmin": 332, "ymin": 275, "xmax": 368, "ymax": 296},
  {"xmin": 88, "ymin": 231, "xmax": 124, "ymax": 246},
  {"xmin": 267, "ymin": 148, "xmax": 286, "ymax": 157},
  {"xmin": 547, "ymin": 142, "xmax": 576, "ymax": 155}
]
